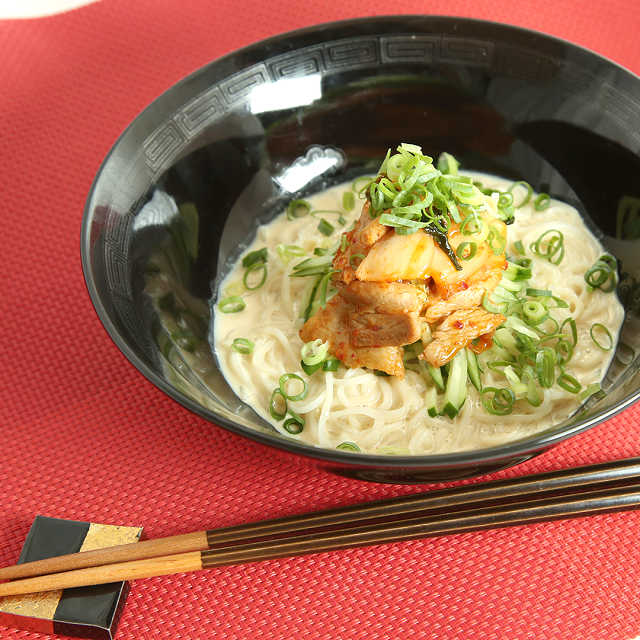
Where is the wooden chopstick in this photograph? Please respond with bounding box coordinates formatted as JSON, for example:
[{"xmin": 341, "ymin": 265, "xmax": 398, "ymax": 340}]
[
  {"xmin": 2, "ymin": 479, "xmax": 640, "ymax": 597},
  {"xmin": 2, "ymin": 456, "xmax": 640, "ymax": 586}
]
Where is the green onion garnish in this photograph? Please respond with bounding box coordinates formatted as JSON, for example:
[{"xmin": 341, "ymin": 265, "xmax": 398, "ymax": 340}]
[
  {"xmin": 218, "ymin": 296, "xmax": 246, "ymax": 313},
  {"xmin": 534, "ymin": 193, "xmax": 551, "ymax": 211},
  {"xmin": 301, "ymin": 339, "xmax": 329, "ymax": 366},
  {"xmin": 487, "ymin": 226, "xmax": 506, "ymax": 255},
  {"xmin": 231, "ymin": 338, "xmax": 255, "ymax": 354},
  {"xmin": 286, "ymin": 199, "xmax": 311, "ymax": 220},
  {"xmin": 561, "ymin": 318, "xmax": 578, "ymax": 346},
  {"xmin": 482, "ymin": 291, "xmax": 508, "ymax": 314},
  {"xmin": 352, "ymin": 175, "xmax": 374, "ymax": 194},
  {"xmin": 317, "ymin": 218, "xmax": 335, "ymax": 237},
  {"xmin": 283, "ymin": 410, "xmax": 305, "ymax": 434},
  {"xmin": 557, "ymin": 374, "xmax": 581, "ymax": 394},
  {"xmin": 513, "ymin": 239, "xmax": 526, "ymax": 255},
  {"xmin": 585, "ymin": 255, "xmax": 618, "ymax": 293},
  {"xmin": 579, "ymin": 383, "xmax": 602, "ymax": 401},
  {"xmin": 322, "ymin": 357, "xmax": 340, "ymax": 372},
  {"xmin": 590, "ymin": 323, "xmax": 613, "ymax": 350},
  {"xmin": 270, "ymin": 388, "xmax": 287, "ymax": 421},
  {"xmin": 459, "ymin": 213, "xmax": 484, "ymax": 236},
  {"xmin": 243, "ymin": 262, "xmax": 267, "ymax": 290},
  {"xmin": 526, "ymin": 288, "xmax": 552, "ymax": 297},
  {"xmin": 480, "ymin": 387, "xmax": 516, "ymax": 415},
  {"xmin": 349, "ymin": 253, "xmax": 366, "ymax": 269},
  {"xmin": 242, "ymin": 247, "xmax": 268, "ymax": 267},
  {"xmin": 342, "ymin": 191, "xmax": 355, "ymax": 211},
  {"xmin": 507, "ymin": 181, "xmax": 533, "ymax": 208},
  {"xmin": 456, "ymin": 242, "xmax": 477, "ymax": 260},
  {"xmin": 530, "ymin": 229, "xmax": 565, "ymax": 264},
  {"xmin": 276, "ymin": 244, "xmax": 306, "ymax": 264},
  {"xmin": 523, "ymin": 301, "xmax": 549, "ymax": 325},
  {"xmin": 536, "ymin": 348, "xmax": 556, "ymax": 388},
  {"xmin": 312, "ymin": 209, "xmax": 347, "ymax": 226},
  {"xmin": 437, "ymin": 151, "xmax": 460, "ymax": 175},
  {"xmin": 279, "ymin": 373, "xmax": 309, "ymax": 402},
  {"xmin": 337, "ymin": 442, "xmax": 361, "ymax": 452}
]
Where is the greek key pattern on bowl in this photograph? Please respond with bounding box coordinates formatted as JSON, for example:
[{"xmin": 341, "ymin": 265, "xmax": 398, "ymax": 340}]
[{"xmin": 101, "ymin": 31, "xmax": 640, "ymax": 348}]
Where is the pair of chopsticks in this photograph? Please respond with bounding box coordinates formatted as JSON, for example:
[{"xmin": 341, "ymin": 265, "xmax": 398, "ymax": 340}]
[{"xmin": 3, "ymin": 456, "xmax": 640, "ymax": 597}]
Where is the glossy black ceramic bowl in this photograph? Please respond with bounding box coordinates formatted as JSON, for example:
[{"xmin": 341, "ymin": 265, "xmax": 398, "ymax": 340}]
[{"xmin": 81, "ymin": 16, "xmax": 640, "ymax": 483}]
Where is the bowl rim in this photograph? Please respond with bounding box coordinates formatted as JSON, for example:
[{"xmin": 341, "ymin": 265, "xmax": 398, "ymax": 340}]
[{"xmin": 81, "ymin": 14, "xmax": 640, "ymax": 470}]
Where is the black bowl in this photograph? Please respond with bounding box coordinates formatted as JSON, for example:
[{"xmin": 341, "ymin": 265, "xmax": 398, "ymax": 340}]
[{"xmin": 81, "ymin": 16, "xmax": 640, "ymax": 484}]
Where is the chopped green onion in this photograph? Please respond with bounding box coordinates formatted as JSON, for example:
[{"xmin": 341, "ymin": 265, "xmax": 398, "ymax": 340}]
[
  {"xmin": 459, "ymin": 213, "xmax": 484, "ymax": 236},
  {"xmin": 487, "ymin": 226, "xmax": 506, "ymax": 255},
  {"xmin": 481, "ymin": 387, "xmax": 516, "ymax": 415},
  {"xmin": 379, "ymin": 213, "xmax": 427, "ymax": 230},
  {"xmin": 557, "ymin": 374, "xmax": 581, "ymax": 394},
  {"xmin": 555, "ymin": 339, "xmax": 574, "ymax": 369},
  {"xmin": 225, "ymin": 281, "xmax": 244, "ymax": 297},
  {"xmin": 279, "ymin": 373, "xmax": 309, "ymax": 402},
  {"xmin": 342, "ymin": 191, "xmax": 355, "ymax": 211},
  {"xmin": 231, "ymin": 338, "xmax": 255, "ymax": 354},
  {"xmin": 526, "ymin": 288, "xmax": 552, "ymax": 297},
  {"xmin": 456, "ymin": 241, "xmax": 477, "ymax": 260},
  {"xmin": 286, "ymin": 199, "xmax": 311, "ymax": 220},
  {"xmin": 536, "ymin": 348, "xmax": 556, "ymax": 388},
  {"xmin": 301, "ymin": 339, "xmax": 329, "ymax": 366},
  {"xmin": 579, "ymin": 383, "xmax": 602, "ymax": 401},
  {"xmin": 561, "ymin": 318, "xmax": 578, "ymax": 346},
  {"xmin": 498, "ymin": 192, "xmax": 514, "ymax": 209},
  {"xmin": 242, "ymin": 247, "xmax": 268, "ymax": 268},
  {"xmin": 349, "ymin": 253, "xmax": 366, "ymax": 269},
  {"xmin": 283, "ymin": 410, "xmax": 305, "ymax": 434},
  {"xmin": 534, "ymin": 193, "xmax": 551, "ymax": 211},
  {"xmin": 507, "ymin": 181, "xmax": 533, "ymax": 208},
  {"xmin": 323, "ymin": 357, "xmax": 340, "ymax": 372},
  {"xmin": 590, "ymin": 323, "xmax": 613, "ymax": 350},
  {"xmin": 523, "ymin": 301, "xmax": 549, "ymax": 325},
  {"xmin": 513, "ymin": 239, "xmax": 526, "ymax": 255},
  {"xmin": 437, "ymin": 152, "xmax": 460, "ymax": 175},
  {"xmin": 482, "ymin": 292, "xmax": 509, "ymax": 314},
  {"xmin": 530, "ymin": 229, "xmax": 564, "ymax": 264},
  {"xmin": 218, "ymin": 296, "xmax": 246, "ymax": 313},
  {"xmin": 521, "ymin": 366, "xmax": 542, "ymax": 407},
  {"xmin": 243, "ymin": 262, "xmax": 267, "ymax": 290},
  {"xmin": 312, "ymin": 209, "xmax": 347, "ymax": 226},
  {"xmin": 337, "ymin": 441, "xmax": 361, "ymax": 452},
  {"xmin": 276, "ymin": 244, "xmax": 306, "ymax": 264},
  {"xmin": 301, "ymin": 360, "xmax": 323, "ymax": 376},
  {"xmin": 352, "ymin": 176, "xmax": 374, "ymax": 194},
  {"xmin": 319, "ymin": 269, "xmax": 338, "ymax": 308},
  {"xmin": 585, "ymin": 255, "xmax": 617, "ymax": 293},
  {"xmin": 270, "ymin": 388, "xmax": 287, "ymax": 421},
  {"xmin": 504, "ymin": 260, "xmax": 531, "ymax": 280},
  {"xmin": 317, "ymin": 218, "xmax": 335, "ymax": 236}
]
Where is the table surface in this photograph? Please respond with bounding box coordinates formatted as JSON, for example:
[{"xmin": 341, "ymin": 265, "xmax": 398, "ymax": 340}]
[{"xmin": 2, "ymin": 1, "xmax": 640, "ymax": 639}]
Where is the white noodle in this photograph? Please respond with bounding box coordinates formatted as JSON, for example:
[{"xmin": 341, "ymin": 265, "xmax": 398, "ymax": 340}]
[{"xmin": 213, "ymin": 175, "xmax": 624, "ymax": 455}]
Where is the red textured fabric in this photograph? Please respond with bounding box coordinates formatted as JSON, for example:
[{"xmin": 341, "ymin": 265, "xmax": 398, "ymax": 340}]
[{"xmin": 1, "ymin": 1, "xmax": 640, "ymax": 639}]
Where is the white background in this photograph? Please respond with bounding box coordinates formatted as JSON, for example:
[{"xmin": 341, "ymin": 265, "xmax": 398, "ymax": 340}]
[{"xmin": 0, "ymin": 0, "xmax": 99, "ymax": 18}]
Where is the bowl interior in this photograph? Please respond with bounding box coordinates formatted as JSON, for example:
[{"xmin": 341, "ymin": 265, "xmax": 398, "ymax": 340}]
[{"xmin": 82, "ymin": 16, "xmax": 640, "ymax": 481}]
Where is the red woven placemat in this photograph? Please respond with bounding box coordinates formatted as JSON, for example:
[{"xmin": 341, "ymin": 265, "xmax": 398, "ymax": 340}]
[{"xmin": 1, "ymin": 1, "xmax": 640, "ymax": 638}]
